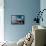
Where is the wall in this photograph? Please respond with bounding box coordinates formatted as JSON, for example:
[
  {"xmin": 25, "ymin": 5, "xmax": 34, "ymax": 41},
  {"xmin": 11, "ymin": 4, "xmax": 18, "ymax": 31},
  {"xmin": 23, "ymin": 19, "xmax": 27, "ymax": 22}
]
[
  {"xmin": 4, "ymin": 0, "xmax": 40, "ymax": 42},
  {"xmin": 40, "ymin": 0, "xmax": 46, "ymax": 26},
  {"xmin": 0, "ymin": 0, "xmax": 4, "ymax": 42}
]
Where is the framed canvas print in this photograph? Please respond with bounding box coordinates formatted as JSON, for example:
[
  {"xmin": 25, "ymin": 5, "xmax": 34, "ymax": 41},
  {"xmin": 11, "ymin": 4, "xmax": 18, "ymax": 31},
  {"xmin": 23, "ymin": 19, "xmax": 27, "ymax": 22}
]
[{"xmin": 11, "ymin": 15, "xmax": 25, "ymax": 25}]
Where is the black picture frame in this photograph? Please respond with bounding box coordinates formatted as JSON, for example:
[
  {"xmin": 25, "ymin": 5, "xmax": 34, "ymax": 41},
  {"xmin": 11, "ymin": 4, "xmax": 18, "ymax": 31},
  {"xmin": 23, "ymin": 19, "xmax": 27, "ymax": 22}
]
[{"xmin": 11, "ymin": 15, "xmax": 25, "ymax": 25}]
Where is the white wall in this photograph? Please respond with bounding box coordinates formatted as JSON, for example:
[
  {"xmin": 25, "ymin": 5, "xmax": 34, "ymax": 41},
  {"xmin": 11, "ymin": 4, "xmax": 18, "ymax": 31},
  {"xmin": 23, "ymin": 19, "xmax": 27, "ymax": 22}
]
[
  {"xmin": 0, "ymin": 0, "xmax": 4, "ymax": 42},
  {"xmin": 40, "ymin": 0, "xmax": 46, "ymax": 27}
]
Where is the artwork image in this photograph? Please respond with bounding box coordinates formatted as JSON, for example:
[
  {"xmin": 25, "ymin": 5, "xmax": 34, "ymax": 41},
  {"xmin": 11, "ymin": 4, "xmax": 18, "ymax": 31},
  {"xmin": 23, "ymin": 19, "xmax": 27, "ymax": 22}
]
[{"xmin": 11, "ymin": 15, "xmax": 25, "ymax": 25}]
